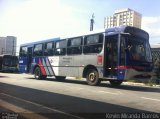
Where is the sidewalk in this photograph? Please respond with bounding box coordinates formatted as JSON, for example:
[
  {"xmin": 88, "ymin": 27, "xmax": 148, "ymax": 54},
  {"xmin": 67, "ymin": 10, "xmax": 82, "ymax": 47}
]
[{"xmin": 123, "ymin": 81, "xmax": 160, "ymax": 87}]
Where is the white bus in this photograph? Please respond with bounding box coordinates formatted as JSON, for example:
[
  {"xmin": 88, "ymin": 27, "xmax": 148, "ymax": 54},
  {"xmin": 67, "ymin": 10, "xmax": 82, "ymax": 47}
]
[{"xmin": 19, "ymin": 26, "xmax": 153, "ymax": 86}]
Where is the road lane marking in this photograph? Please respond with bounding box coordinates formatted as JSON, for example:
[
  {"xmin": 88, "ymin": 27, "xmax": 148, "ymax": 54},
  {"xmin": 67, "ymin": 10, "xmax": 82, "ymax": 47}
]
[
  {"xmin": 0, "ymin": 93, "xmax": 84, "ymax": 119},
  {"xmin": 141, "ymin": 97, "xmax": 160, "ymax": 102},
  {"xmin": 0, "ymin": 99, "xmax": 48, "ymax": 119},
  {"xmin": 98, "ymin": 91, "xmax": 119, "ymax": 95}
]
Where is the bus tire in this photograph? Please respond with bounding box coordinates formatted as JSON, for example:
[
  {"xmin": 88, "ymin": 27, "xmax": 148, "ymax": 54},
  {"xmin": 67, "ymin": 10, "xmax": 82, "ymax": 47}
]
[
  {"xmin": 86, "ymin": 69, "xmax": 100, "ymax": 86},
  {"xmin": 34, "ymin": 67, "xmax": 46, "ymax": 80},
  {"xmin": 55, "ymin": 76, "xmax": 66, "ymax": 81},
  {"xmin": 109, "ymin": 80, "xmax": 123, "ymax": 86}
]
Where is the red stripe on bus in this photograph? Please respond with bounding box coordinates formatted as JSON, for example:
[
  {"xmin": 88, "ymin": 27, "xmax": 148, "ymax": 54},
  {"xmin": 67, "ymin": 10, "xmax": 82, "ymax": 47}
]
[{"xmin": 39, "ymin": 59, "xmax": 46, "ymax": 75}]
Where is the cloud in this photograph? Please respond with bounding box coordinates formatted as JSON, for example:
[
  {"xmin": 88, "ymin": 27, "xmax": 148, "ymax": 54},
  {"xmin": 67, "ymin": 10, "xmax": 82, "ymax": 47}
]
[
  {"xmin": 0, "ymin": 0, "xmax": 89, "ymax": 48},
  {"xmin": 142, "ymin": 16, "xmax": 160, "ymax": 44}
]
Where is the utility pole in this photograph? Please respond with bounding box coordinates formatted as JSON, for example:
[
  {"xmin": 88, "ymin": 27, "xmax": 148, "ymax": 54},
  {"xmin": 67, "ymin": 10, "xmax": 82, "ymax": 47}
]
[{"xmin": 90, "ymin": 13, "xmax": 94, "ymax": 31}]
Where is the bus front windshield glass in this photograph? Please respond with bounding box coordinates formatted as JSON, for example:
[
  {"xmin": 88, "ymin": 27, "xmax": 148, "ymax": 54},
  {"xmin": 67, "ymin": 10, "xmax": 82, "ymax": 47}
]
[
  {"xmin": 3, "ymin": 57, "xmax": 12, "ymax": 66},
  {"xmin": 126, "ymin": 36, "xmax": 152, "ymax": 63},
  {"xmin": 3, "ymin": 56, "xmax": 18, "ymax": 66}
]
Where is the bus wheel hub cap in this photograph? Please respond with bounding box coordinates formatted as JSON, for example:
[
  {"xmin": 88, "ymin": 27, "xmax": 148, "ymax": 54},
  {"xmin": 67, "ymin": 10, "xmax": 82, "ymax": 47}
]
[{"xmin": 89, "ymin": 73, "xmax": 95, "ymax": 81}]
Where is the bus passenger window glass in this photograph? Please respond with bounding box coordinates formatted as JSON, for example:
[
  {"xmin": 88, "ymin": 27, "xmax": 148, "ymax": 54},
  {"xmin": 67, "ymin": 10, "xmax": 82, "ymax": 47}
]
[
  {"xmin": 55, "ymin": 48, "xmax": 66, "ymax": 55},
  {"xmin": 34, "ymin": 44, "xmax": 42, "ymax": 51},
  {"xmin": 20, "ymin": 47, "xmax": 27, "ymax": 57},
  {"xmin": 67, "ymin": 47, "xmax": 82, "ymax": 55},
  {"xmin": 67, "ymin": 37, "xmax": 82, "ymax": 55},
  {"xmin": 86, "ymin": 35, "xmax": 99, "ymax": 44},
  {"xmin": 34, "ymin": 44, "xmax": 43, "ymax": 56},
  {"xmin": 71, "ymin": 38, "xmax": 81, "ymax": 46},
  {"xmin": 55, "ymin": 40, "xmax": 66, "ymax": 55},
  {"xmin": 83, "ymin": 34, "xmax": 103, "ymax": 54},
  {"xmin": 44, "ymin": 42, "xmax": 54, "ymax": 56},
  {"xmin": 83, "ymin": 44, "xmax": 102, "ymax": 54},
  {"xmin": 56, "ymin": 40, "xmax": 66, "ymax": 48},
  {"xmin": 46, "ymin": 42, "xmax": 53, "ymax": 49},
  {"xmin": 56, "ymin": 42, "xmax": 60, "ymax": 48}
]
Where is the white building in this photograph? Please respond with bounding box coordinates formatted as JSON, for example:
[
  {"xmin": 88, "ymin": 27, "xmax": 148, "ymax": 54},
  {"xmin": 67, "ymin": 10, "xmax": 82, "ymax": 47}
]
[
  {"xmin": 104, "ymin": 8, "xmax": 142, "ymax": 29},
  {"xmin": 0, "ymin": 36, "xmax": 17, "ymax": 56}
]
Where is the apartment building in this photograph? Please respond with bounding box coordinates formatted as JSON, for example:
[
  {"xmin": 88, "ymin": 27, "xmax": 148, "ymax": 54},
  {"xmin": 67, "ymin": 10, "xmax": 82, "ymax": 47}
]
[
  {"xmin": 0, "ymin": 36, "xmax": 17, "ymax": 56},
  {"xmin": 104, "ymin": 8, "xmax": 142, "ymax": 29}
]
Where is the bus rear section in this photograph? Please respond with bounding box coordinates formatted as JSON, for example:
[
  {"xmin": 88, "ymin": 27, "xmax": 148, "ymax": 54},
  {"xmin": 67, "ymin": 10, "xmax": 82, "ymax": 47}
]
[{"xmin": 0, "ymin": 55, "xmax": 18, "ymax": 72}]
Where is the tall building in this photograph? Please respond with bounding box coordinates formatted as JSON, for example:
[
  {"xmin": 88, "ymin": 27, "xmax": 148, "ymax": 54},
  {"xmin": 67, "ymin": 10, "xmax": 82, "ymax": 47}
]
[
  {"xmin": 104, "ymin": 8, "xmax": 142, "ymax": 29},
  {"xmin": 0, "ymin": 36, "xmax": 17, "ymax": 56}
]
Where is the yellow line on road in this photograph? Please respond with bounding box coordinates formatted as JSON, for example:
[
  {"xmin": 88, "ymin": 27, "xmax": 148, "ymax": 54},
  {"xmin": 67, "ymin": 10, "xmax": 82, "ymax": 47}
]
[{"xmin": 0, "ymin": 99, "xmax": 48, "ymax": 119}]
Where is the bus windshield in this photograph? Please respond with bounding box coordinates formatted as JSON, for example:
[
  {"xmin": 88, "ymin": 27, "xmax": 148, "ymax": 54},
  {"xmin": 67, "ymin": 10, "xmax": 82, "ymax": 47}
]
[
  {"xmin": 3, "ymin": 57, "xmax": 11, "ymax": 66},
  {"xmin": 3, "ymin": 56, "xmax": 18, "ymax": 66},
  {"xmin": 126, "ymin": 36, "xmax": 152, "ymax": 63}
]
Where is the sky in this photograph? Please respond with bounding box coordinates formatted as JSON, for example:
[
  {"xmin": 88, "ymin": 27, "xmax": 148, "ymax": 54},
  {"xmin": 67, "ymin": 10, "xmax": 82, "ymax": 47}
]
[{"xmin": 0, "ymin": 0, "xmax": 160, "ymax": 52}]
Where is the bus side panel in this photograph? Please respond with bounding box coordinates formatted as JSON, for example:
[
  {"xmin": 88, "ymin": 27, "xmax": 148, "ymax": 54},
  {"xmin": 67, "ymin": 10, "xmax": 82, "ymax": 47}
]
[
  {"xmin": 48, "ymin": 56, "xmax": 60, "ymax": 76},
  {"xmin": 124, "ymin": 69, "xmax": 152, "ymax": 80},
  {"xmin": 19, "ymin": 57, "xmax": 28, "ymax": 73},
  {"xmin": 31, "ymin": 57, "xmax": 47, "ymax": 75},
  {"xmin": 56, "ymin": 54, "xmax": 103, "ymax": 78},
  {"xmin": 59, "ymin": 56, "xmax": 78, "ymax": 77},
  {"xmin": 79, "ymin": 54, "xmax": 103, "ymax": 78}
]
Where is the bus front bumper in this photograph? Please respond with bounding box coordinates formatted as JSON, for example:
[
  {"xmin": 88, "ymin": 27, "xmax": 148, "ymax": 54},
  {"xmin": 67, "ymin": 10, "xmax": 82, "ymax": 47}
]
[{"xmin": 124, "ymin": 69, "xmax": 152, "ymax": 80}]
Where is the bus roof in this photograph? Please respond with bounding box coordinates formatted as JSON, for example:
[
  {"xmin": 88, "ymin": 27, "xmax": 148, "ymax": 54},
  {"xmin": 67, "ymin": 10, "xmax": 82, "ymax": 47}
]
[
  {"xmin": 61, "ymin": 26, "xmax": 148, "ymax": 39},
  {"xmin": 105, "ymin": 26, "xmax": 149, "ymax": 39},
  {"xmin": 60, "ymin": 29, "xmax": 105, "ymax": 39},
  {"xmin": 20, "ymin": 26, "xmax": 149, "ymax": 47},
  {"xmin": 0, "ymin": 54, "xmax": 17, "ymax": 58},
  {"xmin": 20, "ymin": 37, "xmax": 60, "ymax": 47}
]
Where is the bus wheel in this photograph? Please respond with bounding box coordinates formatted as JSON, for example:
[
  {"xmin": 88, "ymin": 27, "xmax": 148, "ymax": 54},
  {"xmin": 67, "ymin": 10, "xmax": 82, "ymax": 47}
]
[
  {"xmin": 86, "ymin": 69, "xmax": 100, "ymax": 86},
  {"xmin": 55, "ymin": 76, "xmax": 66, "ymax": 81},
  {"xmin": 109, "ymin": 80, "xmax": 123, "ymax": 86},
  {"xmin": 34, "ymin": 67, "xmax": 46, "ymax": 80}
]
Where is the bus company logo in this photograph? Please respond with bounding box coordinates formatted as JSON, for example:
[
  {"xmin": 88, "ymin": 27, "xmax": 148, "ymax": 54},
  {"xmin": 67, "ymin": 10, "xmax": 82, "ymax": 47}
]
[{"xmin": 50, "ymin": 59, "xmax": 53, "ymax": 64}]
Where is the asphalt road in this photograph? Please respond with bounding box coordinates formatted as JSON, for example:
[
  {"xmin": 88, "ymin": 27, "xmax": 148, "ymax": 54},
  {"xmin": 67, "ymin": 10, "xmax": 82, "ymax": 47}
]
[{"xmin": 0, "ymin": 73, "xmax": 160, "ymax": 119}]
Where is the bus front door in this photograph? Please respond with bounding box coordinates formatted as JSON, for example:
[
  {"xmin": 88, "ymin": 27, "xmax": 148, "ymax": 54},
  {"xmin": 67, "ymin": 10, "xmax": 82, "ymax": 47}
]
[
  {"xmin": 104, "ymin": 35, "xmax": 118, "ymax": 78},
  {"xmin": 27, "ymin": 47, "xmax": 33, "ymax": 73}
]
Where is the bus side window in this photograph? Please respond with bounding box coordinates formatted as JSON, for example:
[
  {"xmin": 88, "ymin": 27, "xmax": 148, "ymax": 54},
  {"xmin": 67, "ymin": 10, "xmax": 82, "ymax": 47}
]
[
  {"xmin": 34, "ymin": 44, "xmax": 43, "ymax": 57},
  {"xmin": 83, "ymin": 34, "xmax": 103, "ymax": 54},
  {"xmin": 20, "ymin": 46, "xmax": 27, "ymax": 57},
  {"xmin": 67, "ymin": 37, "xmax": 82, "ymax": 55},
  {"xmin": 44, "ymin": 42, "xmax": 54, "ymax": 56},
  {"xmin": 55, "ymin": 40, "xmax": 66, "ymax": 56}
]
